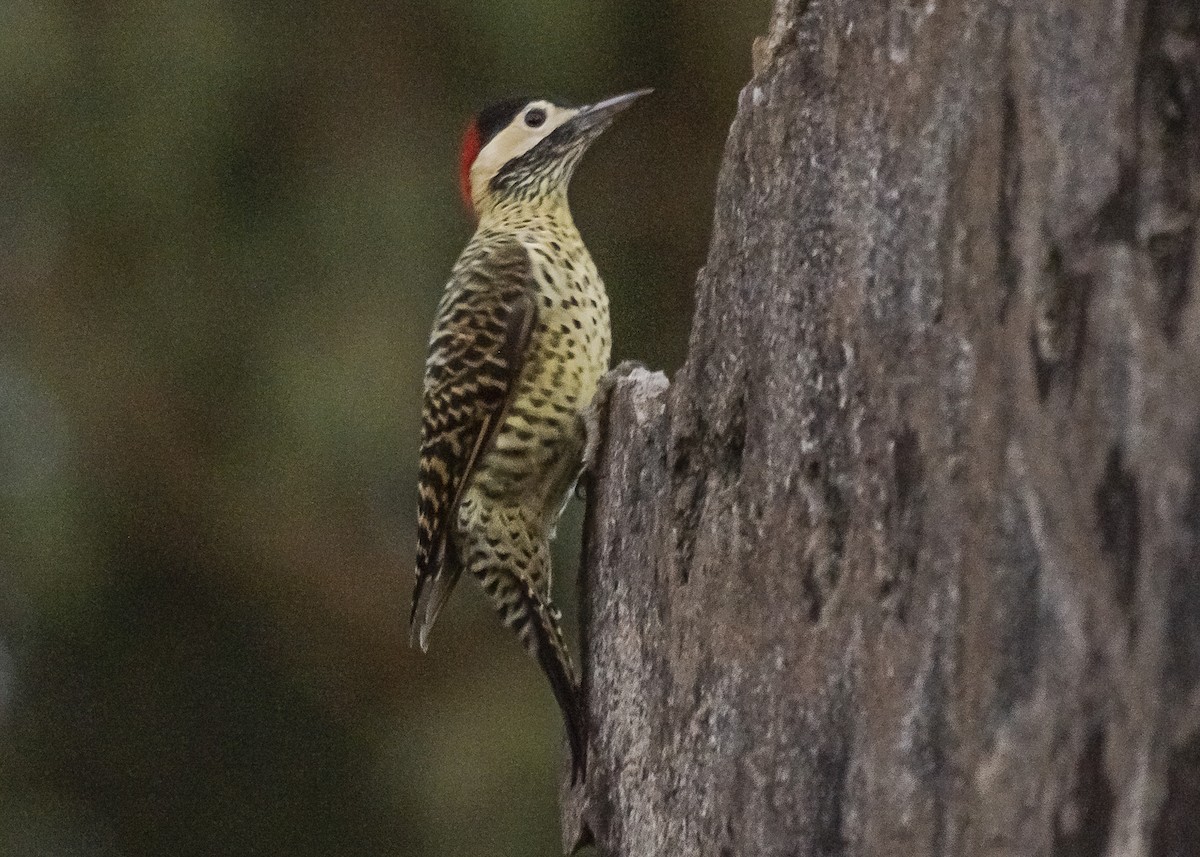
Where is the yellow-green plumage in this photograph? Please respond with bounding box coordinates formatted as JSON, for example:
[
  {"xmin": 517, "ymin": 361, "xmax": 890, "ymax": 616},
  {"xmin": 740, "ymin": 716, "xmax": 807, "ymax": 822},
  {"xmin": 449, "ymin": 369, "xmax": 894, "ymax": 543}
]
[{"xmin": 410, "ymin": 91, "xmax": 643, "ymax": 782}]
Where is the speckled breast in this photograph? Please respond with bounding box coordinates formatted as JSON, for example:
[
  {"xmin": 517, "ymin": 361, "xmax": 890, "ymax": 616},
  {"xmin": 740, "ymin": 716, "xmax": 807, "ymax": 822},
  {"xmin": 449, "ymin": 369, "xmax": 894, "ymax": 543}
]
[{"xmin": 472, "ymin": 229, "xmax": 610, "ymax": 516}]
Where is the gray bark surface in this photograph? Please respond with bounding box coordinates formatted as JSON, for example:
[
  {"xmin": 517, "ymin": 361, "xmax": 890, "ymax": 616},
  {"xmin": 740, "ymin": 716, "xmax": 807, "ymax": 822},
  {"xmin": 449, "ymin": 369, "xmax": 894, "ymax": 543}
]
[{"xmin": 562, "ymin": 1, "xmax": 1200, "ymax": 855}]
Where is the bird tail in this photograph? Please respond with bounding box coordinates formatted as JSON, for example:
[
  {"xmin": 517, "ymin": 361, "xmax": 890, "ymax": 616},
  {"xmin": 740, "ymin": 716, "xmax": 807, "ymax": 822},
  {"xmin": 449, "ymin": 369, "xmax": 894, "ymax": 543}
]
[
  {"xmin": 476, "ymin": 563, "xmax": 588, "ymax": 782},
  {"xmin": 531, "ymin": 600, "xmax": 588, "ymax": 784},
  {"xmin": 409, "ymin": 567, "xmax": 464, "ymax": 652}
]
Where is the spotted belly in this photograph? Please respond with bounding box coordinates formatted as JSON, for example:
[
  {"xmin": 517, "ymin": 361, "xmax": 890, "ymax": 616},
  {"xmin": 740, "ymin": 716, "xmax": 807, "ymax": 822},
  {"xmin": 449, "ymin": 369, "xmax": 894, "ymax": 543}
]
[{"xmin": 472, "ymin": 303, "xmax": 607, "ymax": 519}]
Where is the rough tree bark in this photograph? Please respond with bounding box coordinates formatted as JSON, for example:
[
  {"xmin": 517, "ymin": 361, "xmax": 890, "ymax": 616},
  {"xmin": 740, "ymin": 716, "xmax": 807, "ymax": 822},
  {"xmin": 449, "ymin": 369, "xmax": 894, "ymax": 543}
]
[{"xmin": 560, "ymin": 1, "xmax": 1200, "ymax": 855}]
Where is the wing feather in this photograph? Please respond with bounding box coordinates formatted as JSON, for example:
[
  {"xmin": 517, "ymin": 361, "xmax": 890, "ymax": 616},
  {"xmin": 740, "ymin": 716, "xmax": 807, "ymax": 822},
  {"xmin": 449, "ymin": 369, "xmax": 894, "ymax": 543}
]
[{"xmin": 410, "ymin": 238, "xmax": 535, "ymax": 646}]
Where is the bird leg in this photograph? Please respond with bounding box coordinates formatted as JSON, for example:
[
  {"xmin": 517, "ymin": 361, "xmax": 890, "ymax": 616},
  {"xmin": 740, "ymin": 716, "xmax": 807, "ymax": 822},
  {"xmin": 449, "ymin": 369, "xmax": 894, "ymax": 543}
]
[{"xmin": 577, "ymin": 360, "xmax": 647, "ymax": 499}]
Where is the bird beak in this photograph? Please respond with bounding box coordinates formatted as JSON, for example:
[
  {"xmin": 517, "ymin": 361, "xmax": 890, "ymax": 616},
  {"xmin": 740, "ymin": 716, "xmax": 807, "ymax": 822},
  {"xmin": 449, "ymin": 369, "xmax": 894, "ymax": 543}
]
[{"xmin": 566, "ymin": 88, "xmax": 653, "ymax": 136}]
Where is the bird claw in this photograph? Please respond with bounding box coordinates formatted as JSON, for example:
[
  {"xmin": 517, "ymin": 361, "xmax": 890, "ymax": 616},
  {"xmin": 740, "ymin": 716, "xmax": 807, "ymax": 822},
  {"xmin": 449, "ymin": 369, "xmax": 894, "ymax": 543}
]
[{"xmin": 577, "ymin": 360, "xmax": 647, "ymax": 499}]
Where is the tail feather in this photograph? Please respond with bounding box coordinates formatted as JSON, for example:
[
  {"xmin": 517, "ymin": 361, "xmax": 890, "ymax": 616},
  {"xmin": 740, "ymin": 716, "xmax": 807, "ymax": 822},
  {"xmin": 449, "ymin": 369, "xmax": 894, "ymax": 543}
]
[
  {"xmin": 527, "ymin": 597, "xmax": 588, "ymax": 784},
  {"xmin": 480, "ymin": 565, "xmax": 588, "ymax": 782},
  {"xmin": 409, "ymin": 566, "xmax": 462, "ymax": 652}
]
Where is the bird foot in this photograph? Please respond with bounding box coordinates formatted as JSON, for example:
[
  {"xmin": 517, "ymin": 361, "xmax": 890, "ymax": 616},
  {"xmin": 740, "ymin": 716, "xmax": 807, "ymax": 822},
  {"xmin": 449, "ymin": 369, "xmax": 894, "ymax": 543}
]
[{"xmin": 576, "ymin": 360, "xmax": 647, "ymax": 499}]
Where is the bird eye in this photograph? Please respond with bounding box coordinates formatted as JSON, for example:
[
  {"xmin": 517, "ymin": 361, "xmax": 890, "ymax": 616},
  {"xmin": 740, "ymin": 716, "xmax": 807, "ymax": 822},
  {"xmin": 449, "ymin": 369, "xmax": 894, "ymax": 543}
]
[{"xmin": 524, "ymin": 108, "xmax": 547, "ymax": 128}]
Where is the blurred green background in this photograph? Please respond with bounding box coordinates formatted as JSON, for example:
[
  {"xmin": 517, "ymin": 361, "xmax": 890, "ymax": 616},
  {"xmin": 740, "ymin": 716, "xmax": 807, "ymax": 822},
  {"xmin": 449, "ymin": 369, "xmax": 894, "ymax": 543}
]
[{"xmin": 0, "ymin": 2, "xmax": 764, "ymax": 854}]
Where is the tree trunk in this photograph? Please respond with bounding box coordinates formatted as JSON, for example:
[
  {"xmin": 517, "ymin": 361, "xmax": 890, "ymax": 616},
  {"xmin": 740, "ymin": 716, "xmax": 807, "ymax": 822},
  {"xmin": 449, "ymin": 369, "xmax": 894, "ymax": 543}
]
[{"xmin": 561, "ymin": 1, "xmax": 1200, "ymax": 855}]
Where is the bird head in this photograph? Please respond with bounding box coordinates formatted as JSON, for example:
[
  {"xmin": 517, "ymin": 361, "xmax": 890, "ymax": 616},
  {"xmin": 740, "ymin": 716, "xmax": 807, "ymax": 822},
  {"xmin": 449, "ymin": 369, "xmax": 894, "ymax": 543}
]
[{"xmin": 458, "ymin": 88, "xmax": 652, "ymax": 220}]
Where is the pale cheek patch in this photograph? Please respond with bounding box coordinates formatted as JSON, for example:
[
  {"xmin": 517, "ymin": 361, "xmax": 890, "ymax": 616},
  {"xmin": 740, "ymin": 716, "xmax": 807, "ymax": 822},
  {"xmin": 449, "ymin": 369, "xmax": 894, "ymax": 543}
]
[{"xmin": 470, "ymin": 105, "xmax": 579, "ymax": 206}]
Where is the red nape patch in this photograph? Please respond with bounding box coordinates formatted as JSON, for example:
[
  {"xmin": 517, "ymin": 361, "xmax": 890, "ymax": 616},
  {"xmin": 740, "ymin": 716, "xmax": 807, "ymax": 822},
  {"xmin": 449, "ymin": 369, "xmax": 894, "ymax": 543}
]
[{"xmin": 459, "ymin": 119, "xmax": 482, "ymax": 216}]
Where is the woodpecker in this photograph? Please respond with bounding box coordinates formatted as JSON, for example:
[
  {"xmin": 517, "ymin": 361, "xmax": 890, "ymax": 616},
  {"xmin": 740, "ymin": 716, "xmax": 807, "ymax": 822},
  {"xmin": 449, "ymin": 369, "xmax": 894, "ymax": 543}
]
[{"xmin": 411, "ymin": 89, "xmax": 650, "ymax": 781}]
